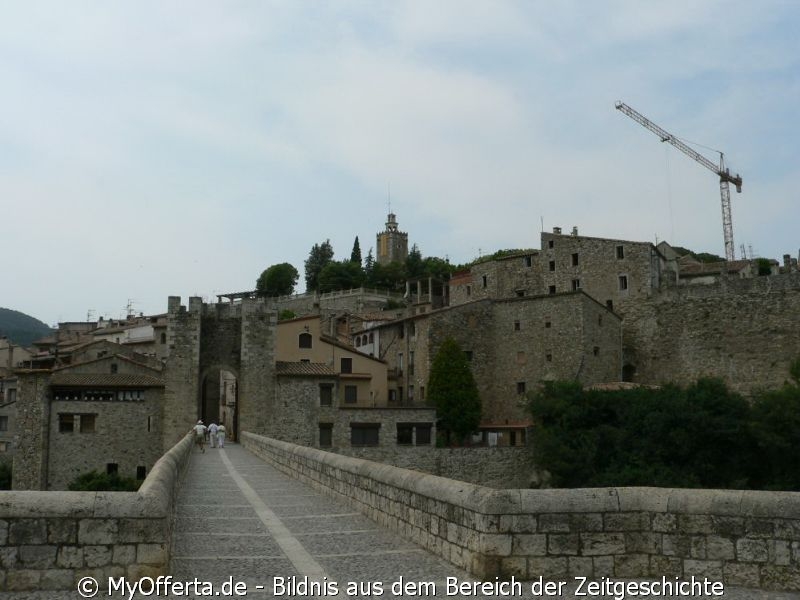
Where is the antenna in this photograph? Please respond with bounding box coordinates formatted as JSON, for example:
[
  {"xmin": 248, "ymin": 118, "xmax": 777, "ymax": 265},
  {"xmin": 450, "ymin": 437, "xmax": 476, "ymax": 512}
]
[
  {"xmin": 86, "ymin": 309, "xmax": 95, "ymax": 322},
  {"xmin": 387, "ymin": 183, "xmax": 392, "ymax": 214}
]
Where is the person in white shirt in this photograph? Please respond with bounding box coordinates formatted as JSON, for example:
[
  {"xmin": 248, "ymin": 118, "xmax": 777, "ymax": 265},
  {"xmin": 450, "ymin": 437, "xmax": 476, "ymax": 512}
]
[
  {"xmin": 207, "ymin": 422, "xmax": 219, "ymax": 448},
  {"xmin": 193, "ymin": 420, "xmax": 207, "ymax": 453},
  {"xmin": 217, "ymin": 423, "xmax": 226, "ymax": 448}
]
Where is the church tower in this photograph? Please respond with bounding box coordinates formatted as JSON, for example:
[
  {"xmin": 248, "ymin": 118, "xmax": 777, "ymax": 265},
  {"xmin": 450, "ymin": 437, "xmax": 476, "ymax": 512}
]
[{"xmin": 376, "ymin": 212, "xmax": 409, "ymax": 265}]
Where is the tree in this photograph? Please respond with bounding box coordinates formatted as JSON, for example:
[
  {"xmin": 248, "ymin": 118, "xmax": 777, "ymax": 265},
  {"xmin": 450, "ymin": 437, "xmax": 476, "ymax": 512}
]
[
  {"xmin": 367, "ymin": 261, "xmax": 407, "ymax": 291},
  {"xmin": 256, "ymin": 263, "xmax": 299, "ymax": 297},
  {"xmin": 406, "ymin": 244, "xmax": 424, "ymax": 279},
  {"xmin": 428, "ymin": 337, "xmax": 481, "ymax": 444},
  {"xmin": 304, "ymin": 240, "xmax": 335, "ymax": 292},
  {"xmin": 350, "ymin": 236, "xmax": 362, "ymax": 266},
  {"xmin": 318, "ymin": 260, "xmax": 365, "ymax": 293},
  {"xmin": 364, "ymin": 247, "xmax": 375, "ymax": 281}
]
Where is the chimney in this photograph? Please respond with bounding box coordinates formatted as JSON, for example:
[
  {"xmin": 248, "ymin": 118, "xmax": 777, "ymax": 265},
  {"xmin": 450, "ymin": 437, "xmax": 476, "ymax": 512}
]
[
  {"xmin": 571, "ymin": 226, "xmax": 579, "ymax": 236},
  {"xmin": 553, "ymin": 227, "xmax": 562, "ymax": 235},
  {"xmin": 784, "ymin": 254, "xmax": 791, "ymax": 271}
]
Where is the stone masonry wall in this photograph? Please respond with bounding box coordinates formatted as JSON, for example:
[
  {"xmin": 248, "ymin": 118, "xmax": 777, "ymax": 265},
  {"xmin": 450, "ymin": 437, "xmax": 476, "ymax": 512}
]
[
  {"xmin": 12, "ymin": 372, "xmax": 51, "ymax": 490},
  {"xmin": 243, "ymin": 432, "xmax": 800, "ymax": 592},
  {"xmin": 0, "ymin": 432, "xmax": 193, "ymax": 591},
  {"xmin": 238, "ymin": 299, "xmax": 276, "ymax": 436}
]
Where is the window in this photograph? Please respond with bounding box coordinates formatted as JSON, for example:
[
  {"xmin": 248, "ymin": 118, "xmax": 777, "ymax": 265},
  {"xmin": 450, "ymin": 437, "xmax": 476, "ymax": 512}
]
[
  {"xmin": 397, "ymin": 423, "xmax": 413, "ymax": 445},
  {"xmin": 420, "ymin": 386, "xmax": 425, "ymax": 401},
  {"xmin": 482, "ymin": 275, "xmax": 488, "ymax": 288},
  {"xmin": 466, "ymin": 285, "xmax": 471, "ymax": 297},
  {"xmin": 351, "ymin": 424, "xmax": 380, "ymax": 446},
  {"xmin": 408, "ymin": 351, "xmax": 415, "ymax": 375},
  {"xmin": 408, "ymin": 385, "xmax": 414, "ymax": 402},
  {"xmin": 516, "ymin": 382, "xmax": 526, "ymax": 395},
  {"xmin": 319, "ymin": 384, "xmax": 333, "ymax": 407},
  {"xmin": 616, "ymin": 245, "xmax": 625, "ymax": 259},
  {"xmin": 515, "ymin": 290, "xmax": 524, "ymax": 297},
  {"xmin": 514, "ymin": 320, "xmax": 521, "ymax": 331},
  {"xmin": 619, "ymin": 275, "xmax": 629, "ymax": 290},
  {"xmin": 368, "ymin": 332, "xmax": 374, "ymax": 343},
  {"xmin": 80, "ymin": 414, "xmax": 96, "ymax": 433},
  {"xmin": 524, "ymin": 255, "xmax": 532, "ymax": 267},
  {"xmin": 106, "ymin": 463, "xmax": 118, "ymax": 475},
  {"xmin": 572, "ymin": 279, "xmax": 581, "ymax": 291},
  {"xmin": 398, "ymin": 353, "xmax": 403, "ymax": 374},
  {"xmin": 0, "ymin": 442, "xmax": 7, "ymax": 453},
  {"xmin": 548, "ymin": 285, "xmax": 556, "ymax": 295},
  {"xmin": 516, "ymin": 351, "xmax": 526, "ymax": 365},
  {"xmin": 548, "ymin": 240, "xmax": 554, "ymax": 249},
  {"xmin": 545, "ymin": 320, "xmax": 551, "ymax": 328},
  {"xmin": 344, "ymin": 385, "xmax": 357, "ymax": 404},
  {"xmin": 160, "ymin": 333, "xmax": 167, "ymax": 344},
  {"xmin": 593, "ymin": 346, "xmax": 600, "ymax": 356},
  {"xmin": 571, "ymin": 253, "xmax": 579, "ymax": 266},
  {"xmin": 389, "ymin": 389, "xmax": 397, "ymax": 403},
  {"xmin": 606, "ymin": 299, "xmax": 614, "ymax": 311},
  {"xmin": 319, "ymin": 424, "xmax": 333, "ymax": 447},
  {"xmin": 136, "ymin": 466, "xmax": 147, "ymax": 480},
  {"xmin": 464, "ymin": 350, "xmax": 473, "ymax": 361},
  {"xmin": 546, "ymin": 353, "xmax": 553, "ymax": 362},
  {"xmin": 0, "ymin": 415, "xmax": 7, "ymax": 431},
  {"xmin": 299, "ymin": 332, "xmax": 312, "ymax": 349},
  {"xmin": 110, "ymin": 363, "xmax": 118, "ymax": 374},
  {"xmin": 59, "ymin": 414, "xmax": 74, "ymax": 433},
  {"xmin": 549, "ymin": 260, "xmax": 556, "ymax": 272},
  {"xmin": 355, "ymin": 337, "xmax": 361, "ymax": 347},
  {"xmin": 598, "ymin": 314, "xmax": 603, "ymax": 326},
  {"xmin": 340, "ymin": 357, "xmax": 353, "ymax": 374},
  {"xmin": 147, "ymin": 415, "xmax": 154, "ymax": 432},
  {"xmin": 398, "ymin": 386, "xmax": 404, "ymax": 402},
  {"xmin": 409, "ymin": 322, "xmax": 416, "ymax": 338},
  {"xmin": 416, "ymin": 424, "xmax": 432, "ymax": 445}
]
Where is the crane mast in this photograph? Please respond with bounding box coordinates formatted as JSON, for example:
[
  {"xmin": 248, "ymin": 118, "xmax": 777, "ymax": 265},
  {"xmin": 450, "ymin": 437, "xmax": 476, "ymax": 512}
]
[{"xmin": 615, "ymin": 101, "xmax": 742, "ymax": 261}]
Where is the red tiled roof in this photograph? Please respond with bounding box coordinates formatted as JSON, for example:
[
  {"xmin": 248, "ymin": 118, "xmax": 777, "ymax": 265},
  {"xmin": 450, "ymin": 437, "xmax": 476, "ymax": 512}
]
[
  {"xmin": 275, "ymin": 362, "xmax": 337, "ymax": 377},
  {"xmin": 50, "ymin": 373, "xmax": 164, "ymax": 387}
]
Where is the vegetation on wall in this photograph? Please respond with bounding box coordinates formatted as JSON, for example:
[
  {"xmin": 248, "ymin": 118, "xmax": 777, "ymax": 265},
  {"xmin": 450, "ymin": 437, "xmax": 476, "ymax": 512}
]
[
  {"xmin": 529, "ymin": 360, "xmax": 800, "ymax": 490},
  {"xmin": 428, "ymin": 337, "xmax": 482, "ymax": 445},
  {"xmin": 68, "ymin": 470, "xmax": 141, "ymax": 492}
]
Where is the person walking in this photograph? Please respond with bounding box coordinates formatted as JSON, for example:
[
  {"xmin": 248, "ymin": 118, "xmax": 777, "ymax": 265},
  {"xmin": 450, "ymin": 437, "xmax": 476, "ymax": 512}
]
[
  {"xmin": 217, "ymin": 423, "xmax": 226, "ymax": 448},
  {"xmin": 208, "ymin": 422, "xmax": 219, "ymax": 448},
  {"xmin": 193, "ymin": 420, "xmax": 207, "ymax": 453}
]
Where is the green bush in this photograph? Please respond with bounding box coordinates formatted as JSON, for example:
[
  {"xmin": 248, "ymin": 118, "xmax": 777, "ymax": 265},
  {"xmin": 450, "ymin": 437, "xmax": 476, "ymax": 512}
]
[{"xmin": 68, "ymin": 470, "xmax": 141, "ymax": 492}]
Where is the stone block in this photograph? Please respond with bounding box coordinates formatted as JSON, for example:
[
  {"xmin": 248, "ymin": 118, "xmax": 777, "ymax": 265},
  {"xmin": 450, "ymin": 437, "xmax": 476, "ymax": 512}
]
[
  {"xmin": 9, "ymin": 519, "xmax": 47, "ymax": 544},
  {"xmin": 500, "ymin": 557, "xmax": 527, "ymax": 578},
  {"xmin": 112, "ymin": 544, "xmax": 137, "ymax": 565},
  {"xmin": 706, "ymin": 536, "xmax": 735, "ymax": 560},
  {"xmin": 40, "ymin": 569, "xmax": 75, "ymax": 590},
  {"xmin": 737, "ymin": 538, "xmax": 769, "ymax": 563},
  {"xmin": 548, "ymin": 534, "xmax": 579, "ymax": 556},
  {"xmin": 775, "ymin": 519, "xmax": 800, "ymax": 541},
  {"xmin": 78, "ymin": 519, "xmax": 119, "ymax": 545},
  {"xmin": 512, "ymin": 534, "xmax": 547, "ymax": 556},
  {"xmin": 614, "ymin": 553, "xmax": 649, "ymax": 577},
  {"xmin": 7, "ymin": 569, "xmax": 42, "ymax": 591},
  {"xmin": 528, "ymin": 556, "xmax": 568, "ymax": 578},
  {"xmin": 761, "ymin": 565, "xmax": 800, "ymax": 592},
  {"xmin": 711, "ymin": 515, "xmax": 744, "ymax": 537},
  {"xmin": 604, "ymin": 512, "xmax": 648, "ymax": 532},
  {"xmin": 570, "ymin": 513, "xmax": 602, "ymax": 533},
  {"xmin": 592, "ymin": 556, "xmax": 615, "ymax": 577},
  {"xmin": 677, "ymin": 514, "xmax": 714, "ymax": 535},
  {"xmin": 683, "ymin": 559, "xmax": 723, "ymax": 579},
  {"xmin": 479, "ymin": 533, "xmax": 511, "ymax": 556},
  {"xmin": 538, "ymin": 513, "xmax": 570, "ymax": 533},
  {"xmin": 771, "ymin": 540, "xmax": 792, "ymax": 566},
  {"xmin": 723, "ymin": 562, "xmax": 760, "ymax": 587},
  {"xmin": 662, "ymin": 534, "xmax": 691, "ymax": 557},
  {"xmin": 580, "ymin": 533, "xmax": 625, "ymax": 556},
  {"xmin": 84, "ymin": 545, "xmax": 113, "ymax": 568},
  {"xmin": 0, "ymin": 519, "xmax": 7, "ymax": 544},
  {"xmin": 0, "ymin": 546, "xmax": 19, "ymax": 568},
  {"xmin": 118, "ymin": 518, "xmax": 165, "ymax": 543},
  {"xmin": 19, "ymin": 544, "xmax": 57, "ymax": 568},
  {"xmin": 625, "ymin": 532, "xmax": 661, "ymax": 554},
  {"xmin": 649, "ymin": 555, "xmax": 682, "ymax": 578},
  {"xmin": 652, "ymin": 513, "xmax": 677, "ymax": 533},
  {"xmin": 567, "ymin": 556, "xmax": 594, "ymax": 577},
  {"xmin": 510, "ymin": 514, "xmax": 537, "ymax": 533},
  {"xmin": 48, "ymin": 519, "xmax": 78, "ymax": 544},
  {"xmin": 746, "ymin": 518, "xmax": 775, "ymax": 538},
  {"xmin": 57, "ymin": 546, "xmax": 84, "ymax": 568}
]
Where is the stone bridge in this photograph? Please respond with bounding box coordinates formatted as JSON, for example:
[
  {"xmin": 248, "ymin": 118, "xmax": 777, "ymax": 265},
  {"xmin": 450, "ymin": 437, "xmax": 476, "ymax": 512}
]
[{"xmin": 3, "ymin": 433, "xmax": 800, "ymax": 598}]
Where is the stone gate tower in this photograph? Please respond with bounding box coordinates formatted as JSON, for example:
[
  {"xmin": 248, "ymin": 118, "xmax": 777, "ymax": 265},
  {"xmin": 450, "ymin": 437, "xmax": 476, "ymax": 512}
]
[{"xmin": 162, "ymin": 296, "xmax": 276, "ymax": 449}]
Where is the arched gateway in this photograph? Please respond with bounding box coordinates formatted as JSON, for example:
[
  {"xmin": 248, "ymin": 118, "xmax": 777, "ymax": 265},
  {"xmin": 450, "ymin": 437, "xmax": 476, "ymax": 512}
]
[{"xmin": 161, "ymin": 296, "xmax": 276, "ymax": 449}]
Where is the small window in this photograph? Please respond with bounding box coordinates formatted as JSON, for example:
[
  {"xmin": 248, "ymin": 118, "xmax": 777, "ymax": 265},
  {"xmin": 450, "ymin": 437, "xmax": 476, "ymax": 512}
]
[
  {"xmin": 160, "ymin": 333, "xmax": 167, "ymax": 344},
  {"xmin": 549, "ymin": 260, "xmax": 556, "ymax": 272},
  {"xmin": 524, "ymin": 255, "xmax": 532, "ymax": 268},
  {"xmin": 136, "ymin": 466, "xmax": 147, "ymax": 480},
  {"xmin": 319, "ymin": 424, "xmax": 333, "ymax": 447},
  {"xmin": 482, "ymin": 275, "xmax": 488, "ymax": 288},
  {"xmin": 516, "ymin": 351, "xmax": 526, "ymax": 364},
  {"xmin": 388, "ymin": 389, "xmax": 397, "ymax": 403},
  {"xmin": 0, "ymin": 441, "xmax": 7, "ymax": 452},
  {"xmin": 319, "ymin": 384, "xmax": 333, "ymax": 407},
  {"xmin": 515, "ymin": 290, "xmax": 524, "ymax": 297},
  {"xmin": 355, "ymin": 337, "xmax": 361, "ymax": 348},
  {"xmin": 0, "ymin": 415, "xmax": 7, "ymax": 431},
  {"xmin": 606, "ymin": 299, "xmax": 614, "ymax": 311},
  {"xmin": 572, "ymin": 279, "xmax": 581, "ymax": 291},
  {"xmin": 59, "ymin": 414, "xmax": 74, "ymax": 433},
  {"xmin": 408, "ymin": 385, "xmax": 414, "ymax": 402},
  {"xmin": 466, "ymin": 285, "xmax": 471, "ymax": 297},
  {"xmin": 593, "ymin": 346, "xmax": 600, "ymax": 356},
  {"xmin": 598, "ymin": 314, "xmax": 603, "ymax": 326},
  {"xmin": 110, "ymin": 363, "xmax": 118, "ymax": 374},
  {"xmin": 106, "ymin": 463, "xmax": 118, "ymax": 475},
  {"xmin": 516, "ymin": 382, "xmax": 526, "ymax": 395},
  {"xmin": 464, "ymin": 350, "xmax": 473, "ymax": 361},
  {"xmin": 548, "ymin": 240, "xmax": 554, "ymax": 249},
  {"xmin": 548, "ymin": 285, "xmax": 556, "ymax": 295},
  {"xmin": 398, "ymin": 386, "xmax": 404, "ymax": 402},
  {"xmin": 147, "ymin": 415, "xmax": 153, "ymax": 432},
  {"xmin": 616, "ymin": 245, "xmax": 625, "ymax": 259},
  {"xmin": 546, "ymin": 353, "xmax": 553, "ymax": 362},
  {"xmin": 420, "ymin": 386, "xmax": 425, "ymax": 401},
  {"xmin": 545, "ymin": 320, "xmax": 551, "ymax": 328},
  {"xmin": 299, "ymin": 332, "xmax": 312, "ymax": 349},
  {"xmin": 80, "ymin": 414, "xmax": 96, "ymax": 433},
  {"xmin": 397, "ymin": 423, "xmax": 413, "ymax": 445},
  {"xmin": 351, "ymin": 424, "xmax": 380, "ymax": 446},
  {"xmin": 344, "ymin": 385, "xmax": 357, "ymax": 403},
  {"xmin": 571, "ymin": 253, "xmax": 579, "ymax": 266},
  {"xmin": 340, "ymin": 357, "xmax": 353, "ymax": 374},
  {"xmin": 416, "ymin": 424, "xmax": 432, "ymax": 445},
  {"xmin": 619, "ymin": 275, "xmax": 628, "ymax": 290},
  {"xmin": 514, "ymin": 320, "xmax": 521, "ymax": 331},
  {"xmin": 368, "ymin": 332, "xmax": 374, "ymax": 343}
]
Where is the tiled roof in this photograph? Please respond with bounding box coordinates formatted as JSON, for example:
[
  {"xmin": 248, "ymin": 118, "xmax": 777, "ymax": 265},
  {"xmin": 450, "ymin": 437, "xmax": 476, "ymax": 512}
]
[
  {"xmin": 50, "ymin": 373, "xmax": 164, "ymax": 387},
  {"xmin": 275, "ymin": 362, "xmax": 337, "ymax": 377},
  {"xmin": 585, "ymin": 382, "xmax": 660, "ymax": 391}
]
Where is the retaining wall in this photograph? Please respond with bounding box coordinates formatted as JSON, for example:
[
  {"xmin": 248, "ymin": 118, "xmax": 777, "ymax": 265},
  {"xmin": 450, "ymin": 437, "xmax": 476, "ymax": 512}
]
[
  {"xmin": 242, "ymin": 432, "xmax": 800, "ymax": 592},
  {"xmin": 0, "ymin": 432, "xmax": 193, "ymax": 591}
]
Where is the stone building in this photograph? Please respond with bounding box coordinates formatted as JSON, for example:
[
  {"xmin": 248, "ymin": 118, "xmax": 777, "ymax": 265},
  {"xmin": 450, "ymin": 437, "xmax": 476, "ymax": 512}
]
[{"xmin": 376, "ymin": 212, "xmax": 408, "ymax": 265}]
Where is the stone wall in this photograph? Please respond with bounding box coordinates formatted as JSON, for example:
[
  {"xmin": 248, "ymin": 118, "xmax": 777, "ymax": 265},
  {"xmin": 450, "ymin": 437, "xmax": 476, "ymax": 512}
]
[
  {"xmin": 12, "ymin": 372, "xmax": 50, "ymax": 490},
  {"xmin": 0, "ymin": 432, "xmax": 193, "ymax": 591},
  {"xmin": 242, "ymin": 432, "xmax": 800, "ymax": 592}
]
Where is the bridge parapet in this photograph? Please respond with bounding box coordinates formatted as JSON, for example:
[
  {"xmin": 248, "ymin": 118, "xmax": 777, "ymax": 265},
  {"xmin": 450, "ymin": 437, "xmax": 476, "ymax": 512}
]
[
  {"xmin": 242, "ymin": 431, "xmax": 800, "ymax": 592},
  {"xmin": 0, "ymin": 433, "xmax": 193, "ymax": 591}
]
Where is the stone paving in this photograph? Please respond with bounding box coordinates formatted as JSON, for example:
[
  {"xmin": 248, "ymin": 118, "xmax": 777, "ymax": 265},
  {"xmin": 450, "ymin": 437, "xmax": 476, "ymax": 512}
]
[{"xmin": 7, "ymin": 443, "xmax": 800, "ymax": 599}]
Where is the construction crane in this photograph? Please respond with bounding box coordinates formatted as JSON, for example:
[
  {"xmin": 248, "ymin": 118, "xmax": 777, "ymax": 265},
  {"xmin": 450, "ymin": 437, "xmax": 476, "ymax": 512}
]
[{"xmin": 615, "ymin": 101, "xmax": 743, "ymax": 261}]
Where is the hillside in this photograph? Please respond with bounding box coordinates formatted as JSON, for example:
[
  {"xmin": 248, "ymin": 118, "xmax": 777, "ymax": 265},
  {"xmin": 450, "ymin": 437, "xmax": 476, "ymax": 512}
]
[{"xmin": 0, "ymin": 307, "xmax": 54, "ymax": 347}]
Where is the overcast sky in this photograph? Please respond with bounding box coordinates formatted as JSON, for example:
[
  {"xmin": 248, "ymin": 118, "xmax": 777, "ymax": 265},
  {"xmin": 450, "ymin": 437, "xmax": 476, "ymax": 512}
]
[{"xmin": 1, "ymin": 1, "xmax": 798, "ymax": 326}]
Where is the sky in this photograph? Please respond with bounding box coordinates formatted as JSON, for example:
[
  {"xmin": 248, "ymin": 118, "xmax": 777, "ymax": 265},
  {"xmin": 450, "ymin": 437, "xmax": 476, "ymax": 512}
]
[{"xmin": 1, "ymin": 1, "xmax": 798, "ymax": 326}]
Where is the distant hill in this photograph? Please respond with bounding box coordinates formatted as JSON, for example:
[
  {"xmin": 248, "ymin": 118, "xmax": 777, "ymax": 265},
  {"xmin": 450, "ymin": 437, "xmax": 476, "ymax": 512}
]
[{"xmin": 0, "ymin": 307, "xmax": 54, "ymax": 347}]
